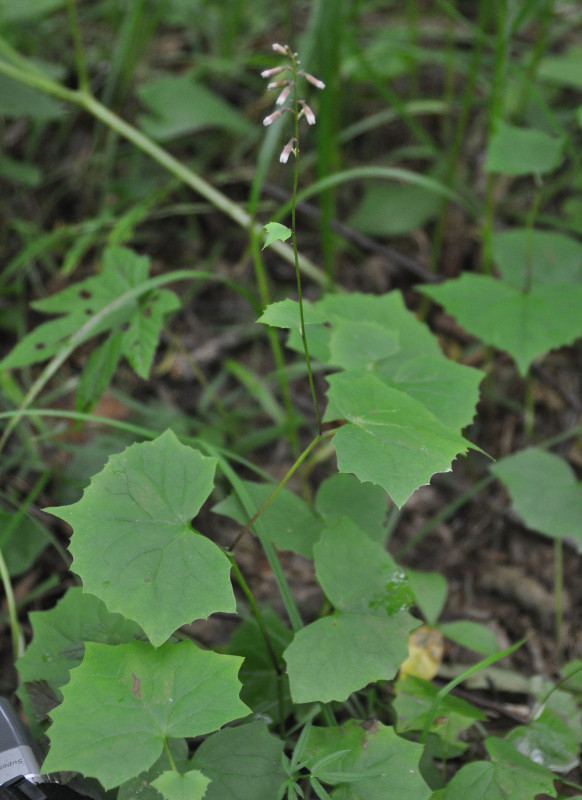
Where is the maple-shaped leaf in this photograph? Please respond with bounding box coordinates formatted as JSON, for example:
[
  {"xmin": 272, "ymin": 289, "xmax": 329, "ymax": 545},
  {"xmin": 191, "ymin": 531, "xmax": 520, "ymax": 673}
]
[
  {"xmin": 43, "ymin": 640, "xmax": 248, "ymax": 789},
  {"xmin": 423, "ymin": 274, "xmax": 582, "ymax": 376},
  {"xmin": 0, "ymin": 246, "xmax": 179, "ymax": 379},
  {"xmin": 45, "ymin": 430, "xmax": 235, "ymax": 646},
  {"xmin": 325, "ymin": 372, "xmax": 471, "ymax": 508},
  {"xmin": 261, "ymin": 292, "xmax": 483, "ymax": 506}
]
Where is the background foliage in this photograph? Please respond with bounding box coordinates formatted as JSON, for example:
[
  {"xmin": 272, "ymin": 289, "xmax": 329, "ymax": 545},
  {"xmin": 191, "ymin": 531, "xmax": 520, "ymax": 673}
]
[{"xmin": 1, "ymin": 2, "xmax": 582, "ymax": 799}]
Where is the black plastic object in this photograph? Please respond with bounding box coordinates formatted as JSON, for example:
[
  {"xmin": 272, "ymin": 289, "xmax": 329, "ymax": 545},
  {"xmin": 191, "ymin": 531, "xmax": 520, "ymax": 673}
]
[
  {"xmin": 0, "ymin": 776, "xmax": 90, "ymax": 800},
  {"xmin": 0, "ymin": 700, "xmax": 91, "ymax": 800}
]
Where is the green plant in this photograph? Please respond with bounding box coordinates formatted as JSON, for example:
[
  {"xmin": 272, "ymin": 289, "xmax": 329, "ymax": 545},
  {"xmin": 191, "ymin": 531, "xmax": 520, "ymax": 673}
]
[{"xmin": 2, "ymin": 4, "xmax": 582, "ymax": 800}]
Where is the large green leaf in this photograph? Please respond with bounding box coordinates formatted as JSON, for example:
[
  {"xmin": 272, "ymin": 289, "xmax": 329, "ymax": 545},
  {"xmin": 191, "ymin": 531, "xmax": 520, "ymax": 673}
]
[
  {"xmin": 191, "ymin": 721, "xmax": 286, "ymax": 800},
  {"xmin": 377, "ymin": 353, "xmax": 481, "ymax": 431},
  {"xmin": 138, "ymin": 72, "xmax": 256, "ymax": 141},
  {"xmin": 43, "ymin": 640, "xmax": 248, "ymax": 789},
  {"xmin": 325, "ymin": 372, "xmax": 471, "ymax": 508},
  {"xmin": 0, "ymin": 247, "xmax": 179, "ymax": 378},
  {"xmin": 261, "ymin": 292, "xmax": 482, "ymax": 506},
  {"xmin": 442, "ymin": 737, "xmax": 556, "ymax": 800},
  {"xmin": 422, "ymin": 274, "xmax": 582, "ymax": 376},
  {"xmin": 213, "ymin": 480, "xmax": 323, "ymax": 558},
  {"xmin": 303, "ymin": 720, "xmax": 430, "ymax": 800},
  {"xmin": 45, "ymin": 431, "xmax": 235, "ymax": 646},
  {"xmin": 490, "ymin": 448, "xmax": 582, "ymax": 548},
  {"xmin": 284, "ymin": 518, "xmax": 415, "ymax": 703},
  {"xmin": 16, "ymin": 587, "xmax": 144, "ymax": 705},
  {"xmin": 285, "ymin": 612, "xmax": 413, "ymax": 704},
  {"xmin": 314, "ymin": 517, "xmax": 412, "ymax": 615}
]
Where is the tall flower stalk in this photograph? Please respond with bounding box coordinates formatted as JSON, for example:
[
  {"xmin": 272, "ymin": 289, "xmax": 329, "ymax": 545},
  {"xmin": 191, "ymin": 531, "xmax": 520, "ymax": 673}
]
[{"xmin": 262, "ymin": 44, "xmax": 325, "ymax": 435}]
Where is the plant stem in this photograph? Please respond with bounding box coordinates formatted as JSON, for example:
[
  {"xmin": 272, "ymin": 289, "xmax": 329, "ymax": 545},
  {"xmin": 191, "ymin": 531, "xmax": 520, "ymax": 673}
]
[
  {"xmin": 163, "ymin": 739, "xmax": 177, "ymax": 772},
  {"xmin": 250, "ymin": 226, "xmax": 300, "ymax": 456},
  {"xmin": 227, "ymin": 554, "xmax": 283, "ymax": 676},
  {"xmin": 228, "ymin": 433, "xmax": 328, "ymax": 552},
  {"xmin": 0, "ymin": 547, "xmax": 23, "ymax": 660},
  {"xmin": 290, "ymin": 55, "xmax": 322, "ymax": 435},
  {"xmin": 231, "ymin": 553, "xmax": 288, "ymax": 732}
]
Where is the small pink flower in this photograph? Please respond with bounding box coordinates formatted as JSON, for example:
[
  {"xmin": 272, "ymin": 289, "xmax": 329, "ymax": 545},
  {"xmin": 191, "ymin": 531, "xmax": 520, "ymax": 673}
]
[
  {"xmin": 263, "ymin": 109, "xmax": 285, "ymax": 126},
  {"xmin": 267, "ymin": 80, "xmax": 289, "ymax": 89},
  {"xmin": 299, "ymin": 100, "xmax": 316, "ymax": 125},
  {"xmin": 276, "ymin": 85, "xmax": 292, "ymax": 105},
  {"xmin": 279, "ymin": 138, "xmax": 297, "ymax": 163},
  {"xmin": 298, "ymin": 70, "xmax": 325, "ymax": 90},
  {"xmin": 261, "ymin": 66, "xmax": 286, "ymax": 79},
  {"xmin": 272, "ymin": 43, "xmax": 289, "ymax": 55}
]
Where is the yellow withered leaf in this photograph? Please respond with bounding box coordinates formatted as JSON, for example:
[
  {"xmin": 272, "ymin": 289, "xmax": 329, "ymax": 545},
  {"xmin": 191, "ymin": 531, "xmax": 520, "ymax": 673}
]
[{"xmin": 399, "ymin": 625, "xmax": 444, "ymax": 681}]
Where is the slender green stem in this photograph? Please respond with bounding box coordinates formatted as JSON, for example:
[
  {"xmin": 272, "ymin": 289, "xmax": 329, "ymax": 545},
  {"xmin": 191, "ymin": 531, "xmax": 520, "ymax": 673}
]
[
  {"xmin": 0, "ymin": 547, "xmax": 24, "ymax": 660},
  {"xmin": 163, "ymin": 739, "xmax": 177, "ymax": 772},
  {"xmin": 249, "ymin": 226, "xmax": 300, "ymax": 456},
  {"xmin": 208, "ymin": 446, "xmax": 306, "ymax": 632},
  {"xmin": 227, "ymin": 552, "xmax": 287, "ymax": 732},
  {"xmin": 290, "ymin": 55, "xmax": 322, "ymax": 434},
  {"xmin": 66, "ymin": 0, "xmax": 89, "ymax": 91},
  {"xmin": 228, "ymin": 433, "xmax": 330, "ymax": 553},
  {"xmin": 227, "ymin": 553, "xmax": 283, "ymax": 675}
]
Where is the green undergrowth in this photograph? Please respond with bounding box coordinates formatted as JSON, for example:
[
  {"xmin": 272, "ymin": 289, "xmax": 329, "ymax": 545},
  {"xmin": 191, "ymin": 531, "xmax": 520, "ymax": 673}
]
[{"xmin": 1, "ymin": 3, "xmax": 582, "ymax": 800}]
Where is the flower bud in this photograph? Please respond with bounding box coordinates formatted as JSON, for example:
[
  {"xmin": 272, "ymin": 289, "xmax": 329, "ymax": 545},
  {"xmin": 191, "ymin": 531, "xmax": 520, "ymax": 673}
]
[
  {"xmin": 279, "ymin": 138, "xmax": 297, "ymax": 163},
  {"xmin": 276, "ymin": 85, "xmax": 292, "ymax": 105},
  {"xmin": 272, "ymin": 43, "xmax": 289, "ymax": 55},
  {"xmin": 298, "ymin": 70, "xmax": 326, "ymax": 90},
  {"xmin": 299, "ymin": 100, "xmax": 316, "ymax": 125},
  {"xmin": 263, "ymin": 109, "xmax": 285, "ymax": 126},
  {"xmin": 261, "ymin": 66, "xmax": 286, "ymax": 79}
]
